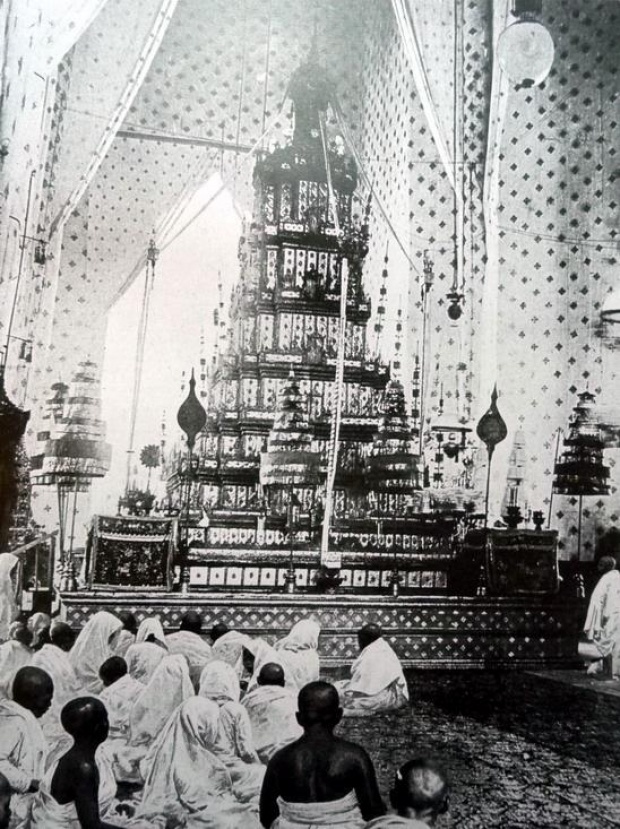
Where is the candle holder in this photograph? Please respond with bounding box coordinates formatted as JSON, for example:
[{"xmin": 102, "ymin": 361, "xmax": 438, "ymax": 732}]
[
  {"xmin": 284, "ymin": 568, "xmax": 296, "ymax": 594},
  {"xmin": 388, "ymin": 569, "xmax": 402, "ymax": 597}
]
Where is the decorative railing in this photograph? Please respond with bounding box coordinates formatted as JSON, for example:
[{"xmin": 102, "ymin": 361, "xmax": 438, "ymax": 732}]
[{"xmin": 9, "ymin": 532, "xmax": 58, "ymax": 613}]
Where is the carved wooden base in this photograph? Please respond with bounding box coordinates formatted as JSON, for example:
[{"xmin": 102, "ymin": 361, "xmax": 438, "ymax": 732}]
[{"xmin": 60, "ymin": 591, "xmax": 584, "ymax": 669}]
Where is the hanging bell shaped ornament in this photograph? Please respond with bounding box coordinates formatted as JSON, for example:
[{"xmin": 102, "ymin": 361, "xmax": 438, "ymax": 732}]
[
  {"xmin": 177, "ymin": 369, "xmax": 207, "ymax": 452},
  {"xmin": 476, "ymin": 385, "xmax": 508, "ymax": 458}
]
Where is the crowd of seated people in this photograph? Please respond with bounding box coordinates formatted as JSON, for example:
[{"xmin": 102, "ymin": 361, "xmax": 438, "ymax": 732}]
[{"xmin": 0, "ymin": 609, "xmax": 450, "ymax": 828}]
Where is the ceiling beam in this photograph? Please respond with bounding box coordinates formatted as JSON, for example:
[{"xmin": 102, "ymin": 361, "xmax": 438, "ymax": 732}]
[{"xmin": 117, "ymin": 127, "xmax": 253, "ymax": 154}]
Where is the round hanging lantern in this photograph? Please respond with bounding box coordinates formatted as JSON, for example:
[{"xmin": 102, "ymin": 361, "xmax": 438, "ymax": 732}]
[{"xmin": 497, "ymin": 20, "xmax": 554, "ymax": 88}]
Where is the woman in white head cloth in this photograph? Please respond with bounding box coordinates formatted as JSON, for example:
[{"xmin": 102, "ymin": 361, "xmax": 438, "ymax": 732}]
[
  {"xmin": 0, "ymin": 553, "xmax": 19, "ymax": 642},
  {"xmin": 199, "ymin": 661, "xmax": 264, "ymax": 804},
  {"xmin": 110, "ymin": 653, "xmax": 193, "ymax": 786},
  {"xmin": 211, "ymin": 627, "xmax": 252, "ymax": 676},
  {"xmin": 69, "ymin": 610, "xmax": 123, "ymax": 693},
  {"xmin": 28, "ymin": 612, "xmax": 51, "ymax": 651},
  {"xmin": 124, "ymin": 616, "xmax": 168, "ymax": 684},
  {"xmin": 275, "ymin": 618, "xmax": 321, "ymax": 690},
  {"xmin": 0, "ymin": 622, "xmax": 31, "ymax": 697},
  {"xmin": 136, "ymin": 697, "xmax": 261, "ymax": 829},
  {"xmin": 129, "ymin": 653, "xmax": 193, "ymax": 747}
]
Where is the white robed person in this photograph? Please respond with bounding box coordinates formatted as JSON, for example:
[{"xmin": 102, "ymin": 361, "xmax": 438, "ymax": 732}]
[
  {"xmin": 274, "ymin": 619, "xmax": 321, "ymax": 690},
  {"xmin": 136, "ymin": 697, "xmax": 262, "ymax": 829},
  {"xmin": 242, "ymin": 663, "xmax": 302, "ymax": 763},
  {"xmin": 112, "ymin": 654, "xmax": 192, "ymax": 783},
  {"xmin": 580, "ymin": 555, "xmax": 620, "ymax": 678},
  {"xmin": 0, "ymin": 623, "xmax": 32, "ymax": 698},
  {"xmin": 32, "ymin": 623, "xmax": 80, "ymax": 743},
  {"xmin": 124, "ymin": 617, "xmax": 168, "ymax": 684},
  {"xmin": 69, "ymin": 611, "xmax": 123, "ymax": 694},
  {"xmin": 97, "ymin": 656, "xmax": 145, "ymax": 744},
  {"xmin": 0, "ymin": 553, "xmax": 19, "ymax": 642},
  {"xmin": 210, "ymin": 623, "xmax": 251, "ymax": 675},
  {"xmin": 198, "ymin": 660, "xmax": 265, "ymax": 802},
  {"xmin": 336, "ymin": 624, "xmax": 409, "ymax": 713},
  {"xmin": 0, "ymin": 667, "xmax": 53, "ymax": 828},
  {"xmin": 166, "ymin": 610, "xmax": 214, "ymax": 688}
]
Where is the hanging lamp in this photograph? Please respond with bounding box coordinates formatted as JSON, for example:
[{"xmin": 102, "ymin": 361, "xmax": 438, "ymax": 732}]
[{"xmin": 497, "ymin": 1, "xmax": 555, "ymax": 89}]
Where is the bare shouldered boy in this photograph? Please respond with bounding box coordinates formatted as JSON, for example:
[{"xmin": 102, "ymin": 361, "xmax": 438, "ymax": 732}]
[{"xmin": 260, "ymin": 680, "xmax": 385, "ymax": 828}]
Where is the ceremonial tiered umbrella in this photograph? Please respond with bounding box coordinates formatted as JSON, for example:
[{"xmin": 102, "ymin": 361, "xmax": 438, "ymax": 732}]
[
  {"xmin": 365, "ymin": 379, "xmax": 421, "ymax": 594},
  {"xmin": 31, "ymin": 361, "xmax": 111, "ymax": 579},
  {"xmin": 0, "ymin": 366, "xmax": 30, "ymax": 551},
  {"xmin": 553, "ymin": 390, "xmax": 609, "ymax": 559},
  {"xmin": 260, "ymin": 371, "xmax": 320, "ymax": 593}
]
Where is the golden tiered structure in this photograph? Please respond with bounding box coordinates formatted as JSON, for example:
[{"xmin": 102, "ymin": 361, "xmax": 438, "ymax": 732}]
[{"xmin": 180, "ymin": 55, "xmax": 459, "ymax": 595}]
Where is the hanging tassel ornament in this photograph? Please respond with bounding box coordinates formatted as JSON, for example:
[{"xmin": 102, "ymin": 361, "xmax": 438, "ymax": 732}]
[{"xmin": 374, "ymin": 242, "xmax": 389, "ymax": 353}]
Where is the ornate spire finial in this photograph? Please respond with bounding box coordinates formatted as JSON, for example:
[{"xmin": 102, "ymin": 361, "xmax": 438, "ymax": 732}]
[{"xmin": 177, "ymin": 367, "xmax": 206, "ymax": 453}]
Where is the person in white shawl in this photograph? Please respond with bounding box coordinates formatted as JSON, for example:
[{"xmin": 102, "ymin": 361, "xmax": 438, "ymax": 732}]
[
  {"xmin": 124, "ymin": 617, "xmax": 168, "ymax": 684},
  {"xmin": 581, "ymin": 555, "xmax": 620, "ymax": 678},
  {"xmin": 98, "ymin": 657, "xmax": 144, "ymax": 742},
  {"xmin": 274, "ymin": 619, "xmax": 321, "ymax": 690},
  {"xmin": 0, "ymin": 623, "xmax": 32, "ymax": 698},
  {"xmin": 364, "ymin": 758, "xmax": 450, "ymax": 828},
  {"xmin": 129, "ymin": 653, "xmax": 193, "ymax": 747},
  {"xmin": 109, "ymin": 653, "xmax": 192, "ymax": 785},
  {"xmin": 242, "ymin": 663, "xmax": 302, "ymax": 764},
  {"xmin": 70, "ymin": 612, "xmax": 123, "ymax": 694},
  {"xmin": 32, "ymin": 623, "xmax": 80, "ymax": 744},
  {"xmin": 337, "ymin": 625, "xmax": 409, "ymax": 714},
  {"xmin": 0, "ymin": 554, "xmax": 19, "ymax": 642},
  {"xmin": 136, "ymin": 697, "xmax": 262, "ymax": 829},
  {"xmin": 166, "ymin": 611, "xmax": 213, "ymax": 689},
  {"xmin": 198, "ymin": 661, "xmax": 265, "ymax": 802},
  {"xmin": 29, "ymin": 613, "xmax": 52, "ymax": 652},
  {"xmin": 32, "ymin": 623, "xmax": 78, "ymax": 702},
  {"xmin": 0, "ymin": 667, "xmax": 53, "ymax": 828},
  {"xmin": 211, "ymin": 624, "xmax": 251, "ymax": 675},
  {"xmin": 110, "ymin": 611, "xmax": 137, "ymax": 659}
]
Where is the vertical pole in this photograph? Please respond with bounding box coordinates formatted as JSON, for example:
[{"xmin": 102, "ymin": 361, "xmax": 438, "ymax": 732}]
[
  {"xmin": 125, "ymin": 242, "xmax": 158, "ymax": 493},
  {"xmin": 547, "ymin": 428, "xmax": 562, "ymax": 528},
  {"xmin": 68, "ymin": 477, "xmax": 79, "ymax": 557},
  {"xmin": 576, "ymin": 494, "xmax": 583, "ymax": 562},
  {"xmin": 287, "ymin": 482, "xmax": 296, "ymax": 594},
  {"xmin": 56, "ymin": 485, "xmax": 66, "ymax": 561},
  {"xmin": 484, "ymin": 448, "xmax": 493, "ymax": 529}
]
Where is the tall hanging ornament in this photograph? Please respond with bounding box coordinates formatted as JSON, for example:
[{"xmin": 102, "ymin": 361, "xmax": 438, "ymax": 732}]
[
  {"xmin": 392, "ymin": 306, "xmax": 403, "ymax": 379},
  {"xmin": 476, "ymin": 385, "xmax": 508, "ymax": 526},
  {"xmin": 177, "ymin": 369, "xmax": 207, "ymax": 454},
  {"xmin": 553, "ymin": 390, "xmax": 609, "ymax": 559}
]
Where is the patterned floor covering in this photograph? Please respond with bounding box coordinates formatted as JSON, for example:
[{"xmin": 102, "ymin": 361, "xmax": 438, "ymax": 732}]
[{"xmin": 338, "ymin": 671, "xmax": 620, "ymax": 829}]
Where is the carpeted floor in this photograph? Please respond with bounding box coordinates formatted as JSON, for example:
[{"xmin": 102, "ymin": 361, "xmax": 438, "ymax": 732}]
[{"xmin": 337, "ymin": 670, "xmax": 620, "ymax": 828}]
